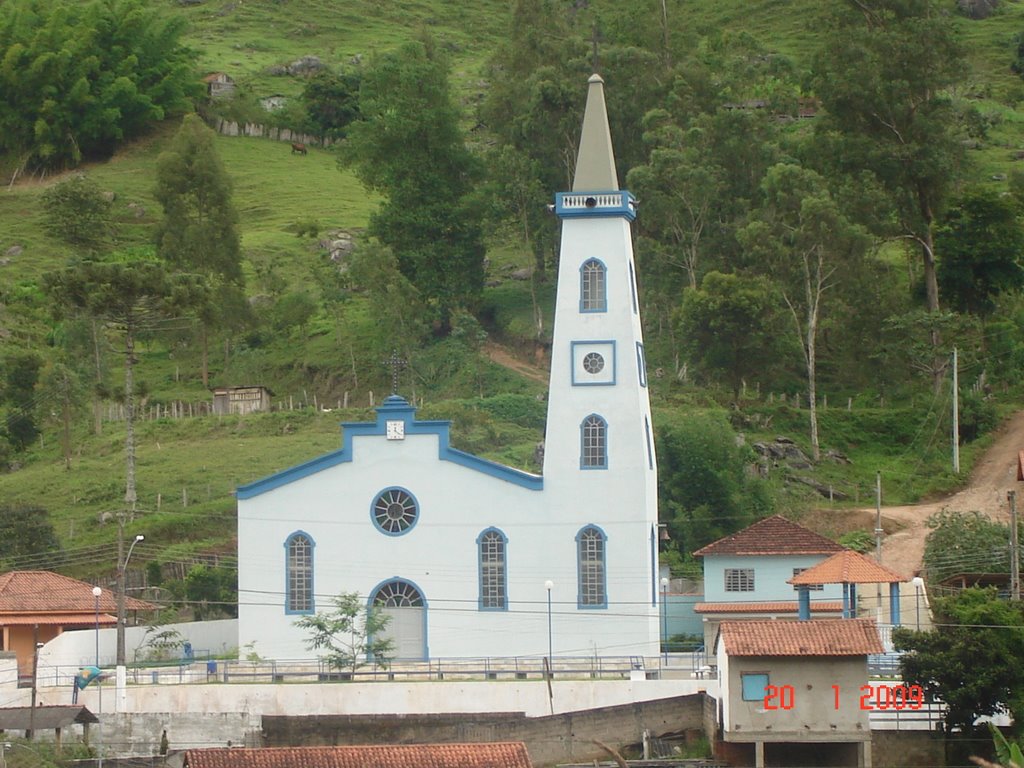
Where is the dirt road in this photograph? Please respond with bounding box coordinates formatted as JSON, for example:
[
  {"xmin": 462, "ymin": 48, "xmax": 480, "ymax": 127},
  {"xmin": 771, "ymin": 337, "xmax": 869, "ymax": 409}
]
[{"xmin": 871, "ymin": 411, "xmax": 1024, "ymax": 573}]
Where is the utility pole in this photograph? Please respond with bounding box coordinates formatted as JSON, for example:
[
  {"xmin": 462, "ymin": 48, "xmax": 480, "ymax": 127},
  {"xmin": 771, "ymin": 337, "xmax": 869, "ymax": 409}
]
[
  {"xmin": 875, "ymin": 472, "xmax": 883, "ymax": 615},
  {"xmin": 952, "ymin": 347, "xmax": 960, "ymax": 474},
  {"xmin": 1010, "ymin": 490, "xmax": 1021, "ymax": 601}
]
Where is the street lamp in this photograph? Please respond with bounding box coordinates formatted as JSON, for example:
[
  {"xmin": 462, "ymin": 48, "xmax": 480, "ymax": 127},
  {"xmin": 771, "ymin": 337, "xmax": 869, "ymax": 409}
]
[
  {"xmin": 911, "ymin": 576, "xmax": 925, "ymax": 631},
  {"xmin": 660, "ymin": 577, "xmax": 670, "ymax": 663},
  {"xmin": 92, "ymin": 586, "xmax": 101, "ymax": 667},
  {"xmin": 116, "ymin": 534, "xmax": 144, "ymax": 667},
  {"xmin": 544, "ymin": 580, "xmax": 553, "ymax": 677}
]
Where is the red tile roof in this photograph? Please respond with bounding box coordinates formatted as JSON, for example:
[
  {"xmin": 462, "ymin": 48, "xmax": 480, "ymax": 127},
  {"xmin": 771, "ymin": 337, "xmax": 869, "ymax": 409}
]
[
  {"xmin": 0, "ymin": 571, "xmax": 155, "ymax": 613},
  {"xmin": 695, "ymin": 601, "xmax": 843, "ymax": 614},
  {"xmin": 718, "ymin": 618, "xmax": 884, "ymax": 656},
  {"xmin": 0, "ymin": 613, "xmax": 116, "ymax": 626},
  {"xmin": 183, "ymin": 744, "xmax": 533, "ymax": 768},
  {"xmin": 693, "ymin": 516, "xmax": 845, "ymax": 557},
  {"xmin": 788, "ymin": 551, "xmax": 906, "ymax": 585}
]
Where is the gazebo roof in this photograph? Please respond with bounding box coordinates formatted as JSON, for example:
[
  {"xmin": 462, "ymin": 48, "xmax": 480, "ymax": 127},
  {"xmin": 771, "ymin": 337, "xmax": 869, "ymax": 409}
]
[
  {"xmin": 0, "ymin": 705, "xmax": 98, "ymax": 730},
  {"xmin": 788, "ymin": 550, "xmax": 906, "ymax": 585}
]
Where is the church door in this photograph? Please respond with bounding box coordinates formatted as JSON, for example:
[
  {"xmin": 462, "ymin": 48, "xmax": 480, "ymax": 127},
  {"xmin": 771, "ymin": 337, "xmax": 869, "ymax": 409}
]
[{"xmin": 371, "ymin": 579, "xmax": 426, "ymax": 660}]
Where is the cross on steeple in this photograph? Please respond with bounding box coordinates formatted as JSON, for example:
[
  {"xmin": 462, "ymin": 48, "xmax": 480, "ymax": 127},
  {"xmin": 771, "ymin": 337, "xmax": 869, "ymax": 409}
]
[
  {"xmin": 590, "ymin": 23, "xmax": 602, "ymax": 73},
  {"xmin": 382, "ymin": 349, "xmax": 407, "ymax": 395}
]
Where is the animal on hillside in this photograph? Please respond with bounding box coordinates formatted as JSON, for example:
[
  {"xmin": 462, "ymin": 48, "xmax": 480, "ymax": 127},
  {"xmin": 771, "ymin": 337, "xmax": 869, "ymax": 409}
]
[{"xmin": 290, "ymin": 142, "xmax": 307, "ymax": 155}]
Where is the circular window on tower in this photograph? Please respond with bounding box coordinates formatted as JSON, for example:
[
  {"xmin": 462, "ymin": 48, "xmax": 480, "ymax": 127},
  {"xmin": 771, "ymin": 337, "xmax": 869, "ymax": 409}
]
[
  {"xmin": 371, "ymin": 487, "xmax": 419, "ymax": 536},
  {"xmin": 582, "ymin": 352, "xmax": 605, "ymax": 374}
]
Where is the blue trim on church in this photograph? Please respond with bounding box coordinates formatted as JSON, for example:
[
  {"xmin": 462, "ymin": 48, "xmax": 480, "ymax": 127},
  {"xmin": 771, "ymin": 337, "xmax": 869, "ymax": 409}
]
[
  {"xmin": 235, "ymin": 396, "xmax": 543, "ymax": 498},
  {"xmin": 555, "ymin": 190, "xmax": 637, "ymax": 221}
]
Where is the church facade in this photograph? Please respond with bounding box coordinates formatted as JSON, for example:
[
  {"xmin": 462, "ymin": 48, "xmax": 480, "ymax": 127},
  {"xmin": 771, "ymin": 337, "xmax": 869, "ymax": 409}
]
[{"xmin": 236, "ymin": 75, "xmax": 662, "ymax": 661}]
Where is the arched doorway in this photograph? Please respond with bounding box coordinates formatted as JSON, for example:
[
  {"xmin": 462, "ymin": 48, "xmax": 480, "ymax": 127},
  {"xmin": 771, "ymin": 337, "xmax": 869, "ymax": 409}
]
[{"xmin": 370, "ymin": 579, "xmax": 427, "ymax": 660}]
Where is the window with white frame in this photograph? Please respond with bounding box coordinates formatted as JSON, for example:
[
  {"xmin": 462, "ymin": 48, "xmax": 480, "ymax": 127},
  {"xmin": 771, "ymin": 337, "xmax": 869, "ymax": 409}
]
[
  {"xmin": 578, "ymin": 526, "xmax": 607, "ymax": 607},
  {"xmin": 286, "ymin": 532, "xmax": 314, "ymax": 613},
  {"xmin": 792, "ymin": 567, "xmax": 824, "ymax": 591},
  {"xmin": 724, "ymin": 568, "xmax": 754, "ymax": 592},
  {"xmin": 581, "ymin": 414, "xmax": 607, "ymax": 468},
  {"xmin": 479, "ymin": 529, "xmax": 507, "ymax": 609},
  {"xmin": 580, "ymin": 259, "xmax": 607, "ymax": 312}
]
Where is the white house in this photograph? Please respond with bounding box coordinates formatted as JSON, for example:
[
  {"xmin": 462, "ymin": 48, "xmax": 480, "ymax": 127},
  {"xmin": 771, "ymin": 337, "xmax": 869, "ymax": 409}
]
[{"xmin": 235, "ymin": 75, "xmax": 661, "ymax": 661}]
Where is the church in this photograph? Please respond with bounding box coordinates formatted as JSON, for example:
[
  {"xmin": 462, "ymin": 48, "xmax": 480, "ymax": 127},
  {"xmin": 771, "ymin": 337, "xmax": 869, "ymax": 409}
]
[{"xmin": 236, "ymin": 75, "xmax": 662, "ymax": 661}]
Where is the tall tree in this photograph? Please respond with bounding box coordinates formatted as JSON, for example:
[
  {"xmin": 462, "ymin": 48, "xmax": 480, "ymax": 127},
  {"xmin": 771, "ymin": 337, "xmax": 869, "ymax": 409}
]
[
  {"xmin": 0, "ymin": 0, "xmax": 197, "ymax": 174},
  {"xmin": 936, "ymin": 186, "xmax": 1024, "ymax": 318},
  {"xmin": 1, "ymin": 353, "xmax": 42, "ymax": 452},
  {"xmin": 41, "ymin": 174, "xmax": 114, "ymax": 253},
  {"xmin": 154, "ymin": 114, "xmax": 245, "ymax": 385},
  {"xmin": 739, "ymin": 163, "xmax": 869, "ymax": 460},
  {"xmin": 342, "ymin": 39, "xmax": 484, "ymax": 331},
  {"xmin": 675, "ymin": 271, "xmax": 788, "ymax": 400},
  {"xmin": 811, "ymin": 0, "xmax": 966, "ymax": 316}
]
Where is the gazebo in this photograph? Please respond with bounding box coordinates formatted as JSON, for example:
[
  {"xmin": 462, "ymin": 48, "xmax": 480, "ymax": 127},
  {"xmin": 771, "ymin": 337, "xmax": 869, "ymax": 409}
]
[{"xmin": 788, "ymin": 550, "xmax": 906, "ymax": 624}]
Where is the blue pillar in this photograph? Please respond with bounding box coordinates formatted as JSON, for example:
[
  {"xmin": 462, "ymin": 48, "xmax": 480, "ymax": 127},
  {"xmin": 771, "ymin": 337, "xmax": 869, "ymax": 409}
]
[
  {"xmin": 842, "ymin": 583, "xmax": 850, "ymax": 618},
  {"xmin": 850, "ymin": 583, "xmax": 858, "ymax": 617},
  {"xmin": 890, "ymin": 582, "xmax": 901, "ymax": 626},
  {"xmin": 798, "ymin": 587, "xmax": 810, "ymax": 620}
]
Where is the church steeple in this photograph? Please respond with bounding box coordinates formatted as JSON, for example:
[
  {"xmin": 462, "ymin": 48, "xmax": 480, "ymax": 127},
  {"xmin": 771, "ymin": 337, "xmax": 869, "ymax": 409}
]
[{"xmin": 572, "ymin": 74, "xmax": 618, "ymax": 191}]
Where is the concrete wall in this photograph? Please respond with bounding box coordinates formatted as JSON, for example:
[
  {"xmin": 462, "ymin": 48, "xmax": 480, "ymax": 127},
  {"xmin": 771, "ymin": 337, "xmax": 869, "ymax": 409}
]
[
  {"xmin": 872, "ymin": 730, "xmax": 945, "ymax": 767},
  {"xmin": 260, "ymin": 694, "xmax": 704, "ymax": 767},
  {"xmin": 723, "ymin": 656, "xmax": 870, "ymax": 740}
]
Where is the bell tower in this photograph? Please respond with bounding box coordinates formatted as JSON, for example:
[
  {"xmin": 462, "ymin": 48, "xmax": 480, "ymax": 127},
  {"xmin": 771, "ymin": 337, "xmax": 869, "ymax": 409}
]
[{"xmin": 542, "ymin": 75, "xmax": 660, "ymax": 639}]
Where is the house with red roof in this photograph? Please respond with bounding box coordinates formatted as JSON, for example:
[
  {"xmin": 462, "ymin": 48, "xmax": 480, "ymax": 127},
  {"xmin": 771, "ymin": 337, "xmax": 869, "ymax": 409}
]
[
  {"xmin": 693, "ymin": 516, "xmax": 846, "ymax": 651},
  {"xmin": 0, "ymin": 571, "xmax": 154, "ymax": 682},
  {"xmin": 715, "ymin": 618, "xmax": 882, "ymax": 768},
  {"xmin": 179, "ymin": 743, "xmax": 533, "ymax": 768}
]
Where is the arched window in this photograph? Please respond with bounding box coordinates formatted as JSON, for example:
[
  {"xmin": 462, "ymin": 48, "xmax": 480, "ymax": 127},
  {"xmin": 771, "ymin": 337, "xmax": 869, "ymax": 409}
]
[
  {"xmin": 577, "ymin": 526, "xmax": 607, "ymax": 608},
  {"xmin": 580, "ymin": 414, "xmax": 608, "ymax": 469},
  {"xmin": 285, "ymin": 532, "xmax": 314, "ymax": 614},
  {"xmin": 478, "ymin": 528, "xmax": 508, "ymax": 610},
  {"xmin": 580, "ymin": 259, "xmax": 607, "ymax": 312},
  {"xmin": 372, "ymin": 580, "xmax": 425, "ymax": 607}
]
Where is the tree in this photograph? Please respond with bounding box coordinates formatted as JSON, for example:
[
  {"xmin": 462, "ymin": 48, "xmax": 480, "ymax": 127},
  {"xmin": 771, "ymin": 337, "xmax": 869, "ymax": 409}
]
[
  {"xmin": 894, "ymin": 588, "xmax": 1024, "ymax": 735},
  {"xmin": 739, "ymin": 163, "xmax": 869, "ymax": 460},
  {"xmin": 0, "ymin": 505, "xmax": 64, "ymax": 570},
  {"xmin": 0, "ymin": 0, "xmax": 197, "ymax": 174},
  {"xmin": 41, "ymin": 174, "xmax": 114, "ymax": 252},
  {"xmin": 342, "ymin": 39, "xmax": 485, "ymax": 331},
  {"xmin": 923, "ymin": 510, "xmax": 1017, "ymax": 583},
  {"xmin": 1, "ymin": 353, "xmax": 41, "ymax": 452},
  {"xmin": 184, "ymin": 564, "xmax": 237, "ymax": 620},
  {"xmin": 154, "ymin": 114, "xmax": 245, "ymax": 385},
  {"xmin": 936, "ymin": 186, "xmax": 1024, "ymax": 317},
  {"xmin": 675, "ymin": 271, "xmax": 788, "ymax": 399},
  {"xmin": 294, "ymin": 592, "xmax": 394, "ymax": 673},
  {"xmin": 811, "ymin": 0, "xmax": 966, "ymax": 317},
  {"xmin": 301, "ymin": 70, "xmax": 361, "ymax": 141}
]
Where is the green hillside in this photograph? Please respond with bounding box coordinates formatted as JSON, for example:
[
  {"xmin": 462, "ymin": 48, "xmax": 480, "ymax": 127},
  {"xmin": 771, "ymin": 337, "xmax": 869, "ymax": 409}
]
[{"xmin": 1, "ymin": 0, "xmax": 1023, "ymax": 598}]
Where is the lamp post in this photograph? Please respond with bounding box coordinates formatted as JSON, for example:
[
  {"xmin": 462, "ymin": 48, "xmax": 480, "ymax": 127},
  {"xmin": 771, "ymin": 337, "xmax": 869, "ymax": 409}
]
[
  {"xmin": 116, "ymin": 534, "xmax": 144, "ymax": 667},
  {"xmin": 911, "ymin": 576, "xmax": 925, "ymax": 631},
  {"xmin": 92, "ymin": 586, "xmax": 101, "ymax": 666},
  {"xmin": 660, "ymin": 577, "xmax": 670, "ymax": 663},
  {"xmin": 544, "ymin": 580, "xmax": 553, "ymax": 677}
]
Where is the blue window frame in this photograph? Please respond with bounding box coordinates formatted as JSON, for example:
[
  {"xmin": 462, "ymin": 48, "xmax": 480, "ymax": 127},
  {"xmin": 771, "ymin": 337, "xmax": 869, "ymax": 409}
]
[
  {"xmin": 644, "ymin": 415, "xmax": 654, "ymax": 470},
  {"xmin": 285, "ymin": 531, "xmax": 314, "ymax": 614},
  {"xmin": 628, "ymin": 261, "xmax": 638, "ymax": 314},
  {"xmin": 577, "ymin": 525, "xmax": 608, "ymax": 608},
  {"xmin": 371, "ymin": 486, "xmax": 419, "ymax": 536},
  {"xmin": 580, "ymin": 414, "xmax": 608, "ymax": 469},
  {"xmin": 636, "ymin": 342, "xmax": 648, "ymax": 388},
  {"xmin": 580, "ymin": 259, "xmax": 607, "ymax": 312},
  {"xmin": 478, "ymin": 528, "xmax": 508, "ymax": 610},
  {"xmin": 742, "ymin": 672, "xmax": 770, "ymax": 701}
]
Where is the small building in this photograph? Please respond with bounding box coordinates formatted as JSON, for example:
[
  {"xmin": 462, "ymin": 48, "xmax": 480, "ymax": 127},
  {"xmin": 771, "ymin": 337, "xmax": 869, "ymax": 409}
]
[
  {"xmin": 0, "ymin": 704, "xmax": 98, "ymax": 748},
  {"xmin": 202, "ymin": 72, "xmax": 236, "ymax": 100},
  {"xmin": 0, "ymin": 571, "xmax": 155, "ymax": 682},
  {"xmin": 212, "ymin": 386, "xmax": 271, "ymax": 416},
  {"xmin": 179, "ymin": 743, "xmax": 534, "ymax": 768},
  {"xmin": 715, "ymin": 618, "xmax": 883, "ymax": 768},
  {"xmin": 693, "ymin": 516, "xmax": 847, "ymax": 651}
]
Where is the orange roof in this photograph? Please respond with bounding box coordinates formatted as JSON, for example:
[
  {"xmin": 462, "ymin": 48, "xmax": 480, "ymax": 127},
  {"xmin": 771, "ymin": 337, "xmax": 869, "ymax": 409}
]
[
  {"xmin": 0, "ymin": 571, "xmax": 155, "ymax": 613},
  {"xmin": 693, "ymin": 515, "xmax": 844, "ymax": 557},
  {"xmin": 788, "ymin": 550, "xmax": 906, "ymax": 585},
  {"xmin": 183, "ymin": 744, "xmax": 533, "ymax": 768},
  {"xmin": 695, "ymin": 601, "xmax": 843, "ymax": 614},
  {"xmin": 718, "ymin": 618, "xmax": 883, "ymax": 656},
  {"xmin": 0, "ymin": 613, "xmax": 116, "ymax": 626}
]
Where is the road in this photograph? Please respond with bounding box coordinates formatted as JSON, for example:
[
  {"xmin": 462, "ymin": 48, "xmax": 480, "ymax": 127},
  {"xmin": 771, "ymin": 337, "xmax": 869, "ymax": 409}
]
[{"xmin": 870, "ymin": 411, "xmax": 1024, "ymax": 574}]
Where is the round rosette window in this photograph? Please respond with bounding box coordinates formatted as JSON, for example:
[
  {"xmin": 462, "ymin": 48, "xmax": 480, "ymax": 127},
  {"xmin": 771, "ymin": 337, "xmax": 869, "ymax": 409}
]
[
  {"xmin": 372, "ymin": 487, "xmax": 418, "ymax": 535},
  {"xmin": 582, "ymin": 352, "xmax": 605, "ymax": 374}
]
